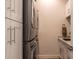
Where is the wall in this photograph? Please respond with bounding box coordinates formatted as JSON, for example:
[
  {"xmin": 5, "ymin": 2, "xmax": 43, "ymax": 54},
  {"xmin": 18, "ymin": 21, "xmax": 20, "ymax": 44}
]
[{"xmin": 37, "ymin": 0, "xmax": 70, "ymax": 58}]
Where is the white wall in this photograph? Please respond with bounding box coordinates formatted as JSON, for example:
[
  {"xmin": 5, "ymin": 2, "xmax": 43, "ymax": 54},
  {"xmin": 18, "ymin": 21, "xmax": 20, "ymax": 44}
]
[{"xmin": 37, "ymin": 0, "xmax": 70, "ymax": 58}]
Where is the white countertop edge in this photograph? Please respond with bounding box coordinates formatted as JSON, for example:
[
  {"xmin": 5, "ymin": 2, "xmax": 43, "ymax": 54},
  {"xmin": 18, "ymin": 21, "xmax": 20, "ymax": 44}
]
[{"xmin": 58, "ymin": 38, "xmax": 73, "ymax": 50}]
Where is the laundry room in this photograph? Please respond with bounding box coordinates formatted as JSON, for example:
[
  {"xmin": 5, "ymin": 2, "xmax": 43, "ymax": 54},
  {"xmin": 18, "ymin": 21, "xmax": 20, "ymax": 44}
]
[
  {"xmin": 38, "ymin": 0, "xmax": 72, "ymax": 59},
  {"xmin": 5, "ymin": 0, "xmax": 73, "ymax": 59}
]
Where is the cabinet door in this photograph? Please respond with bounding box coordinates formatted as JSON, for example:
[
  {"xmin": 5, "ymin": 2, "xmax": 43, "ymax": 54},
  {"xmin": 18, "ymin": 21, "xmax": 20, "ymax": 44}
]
[
  {"xmin": 10, "ymin": 0, "xmax": 15, "ymax": 20},
  {"xmin": 10, "ymin": 20, "xmax": 23, "ymax": 59},
  {"xmin": 59, "ymin": 42, "xmax": 64, "ymax": 59},
  {"xmin": 65, "ymin": 0, "xmax": 71, "ymax": 17},
  {"xmin": 5, "ymin": 19, "xmax": 11, "ymax": 59},
  {"xmin": 10, "ymin": 20, "xmax": 16, "ymax": 59},
  {"xmin": 14, "ymin": 0, "xmax": 23, "ymax": 22},
  {"xmin": 5, "ymin": 0, "xmax": 11, "ymax": 18},
  {"xmin": 5, "ymin": 0, "xmax": 23, "ymax": 21},
  {"xmin": 64, "ymin": 47, "xmax": 68, "ymax": 59},
  {"xmin": 67, "ymin": 49, "xmax": 72, "ymax": 59},
  {"xmin": 14, "ymin": 22, "xmax": 23, "ymax": 59}
]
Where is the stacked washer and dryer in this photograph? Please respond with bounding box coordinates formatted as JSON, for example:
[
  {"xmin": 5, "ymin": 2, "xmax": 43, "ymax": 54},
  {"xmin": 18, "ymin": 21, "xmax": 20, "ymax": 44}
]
[{"xmin": 23, "ymin": 0, "xmax": 39, "ymax": 59}]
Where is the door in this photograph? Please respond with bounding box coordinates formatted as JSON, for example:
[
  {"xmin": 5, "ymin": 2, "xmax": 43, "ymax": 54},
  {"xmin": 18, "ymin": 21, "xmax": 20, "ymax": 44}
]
[
  {"xmin": 14, "ymin": 22, "xmax": 23, "ymax": 59},
  {"xmin": 5, "ymin": 0, "xmax": 11, "ymax": 18},
  {"xmin": 6, "ymin": 0, "xmax": 23, "ymax": 22},
  {"xmin": 5, "ymin": 19, "xmax": 11, "ymax": 59},
  {"xmin": 10, "ymin": 20, "xmax": 23, "ymax": 59},
  {"xmin": 10, "ymin": 0, "xmax": 23, "ymax": 22},
  {"xmin": 14, "ymin": 0, "xmax": 23, "ymax": 22}
]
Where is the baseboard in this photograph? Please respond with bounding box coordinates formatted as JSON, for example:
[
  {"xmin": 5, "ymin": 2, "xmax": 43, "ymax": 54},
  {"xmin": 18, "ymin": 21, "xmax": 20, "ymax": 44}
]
[{"xmin": 38, "ymin": 54, "xmax": 60, "ymax": 59}]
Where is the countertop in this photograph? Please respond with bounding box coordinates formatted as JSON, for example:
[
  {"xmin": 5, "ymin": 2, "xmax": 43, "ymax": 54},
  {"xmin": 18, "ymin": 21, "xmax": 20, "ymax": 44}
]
[{"xmin": 58, "ymin": 37, "xmax": 73, "ymax": 50}]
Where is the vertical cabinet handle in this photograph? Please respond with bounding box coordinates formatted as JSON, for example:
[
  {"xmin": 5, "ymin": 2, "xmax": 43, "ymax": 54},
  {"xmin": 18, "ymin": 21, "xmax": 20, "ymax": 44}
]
[
  {"xmin": 14, "ymin": 26, "xmax": 16, "ymax": 43},
  {"xmin": 7, "ymin": 28, "xmax": 10, "ymax": 44},
  {"xmin": 10, "ymin": 26, "xmax": 12, "ymax": 45},
  {"xmin": 11, "ymin": 26, "xmax": 19, "ymax": 44},
  {"xmin": 11, "ymin": 26, "xmax": 16, "ymax": 44},
  {"xmin": 8, "ymin": 26, "xmax": 17, "ymax": 44},
  {"xmin": 7, "ymin": 26, "xmax": 12, "ymax": 45}
]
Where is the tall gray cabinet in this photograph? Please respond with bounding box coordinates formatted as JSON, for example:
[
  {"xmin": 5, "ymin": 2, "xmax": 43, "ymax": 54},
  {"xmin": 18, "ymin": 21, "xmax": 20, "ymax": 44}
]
[{"xmin": 5, "ymin": 0, "xmax": 23, "ymax": 59}]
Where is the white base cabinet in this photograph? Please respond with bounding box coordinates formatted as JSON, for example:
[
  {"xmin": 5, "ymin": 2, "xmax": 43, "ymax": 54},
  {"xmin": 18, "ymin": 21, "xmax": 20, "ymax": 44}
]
[
  {"xmin": 5, "ymin": 19, "xmax": 23, "ymax": 59},
  {"xmin": 5, "ymin": 0, "xmax": 23, "ymax": 58},
  {"xmin": 58, "ymin": 39, "xmax": 73, "ymax": 59},
  {"xmin": 5, "ymin": 19, "xmax": 11, "ymax": 59}
]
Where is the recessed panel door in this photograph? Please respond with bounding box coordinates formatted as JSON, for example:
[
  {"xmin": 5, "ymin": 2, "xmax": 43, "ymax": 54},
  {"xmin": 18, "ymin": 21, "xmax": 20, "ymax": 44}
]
[
  {"xmin": 5, "ymin": 19, "xmax": 11, "ymax": 59},
  {"xmin": 14, "ymin": 22, "xmax": 23, "ymax": 59},
  {"xmin": 10, "ymin": 20, "xmax": 23, "ymax": 59},
  {"xmin": 14, "ymin": 0, "xmax": 23, "ymax": 22},
  {"xmin": 5, "ymin": 0, "xmax": 11, "ymax": 18}
]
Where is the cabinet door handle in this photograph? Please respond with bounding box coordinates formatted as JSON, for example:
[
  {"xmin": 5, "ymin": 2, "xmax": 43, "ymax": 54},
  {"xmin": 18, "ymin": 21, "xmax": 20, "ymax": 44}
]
[
  {"xmin": 10, "ymin": 26, "xmax": 12, "ymax": 45},
  {"xmin": 13, "ymin": 26, "xmax": 20, "ymax": 44},
  {"xmin": 7, "ymin": 26, "xmax": 12, "ymax": 45},
  {"xmin": 11, "ymin": 27, "xmax": 16, "ymax": 44},
  {"xmin": 7, "ymin": 27, "xmax": 10, "ymax": 44},
  {"xmin": 14, "ymin": 26, "xmax": 16, "ymax": 43}
]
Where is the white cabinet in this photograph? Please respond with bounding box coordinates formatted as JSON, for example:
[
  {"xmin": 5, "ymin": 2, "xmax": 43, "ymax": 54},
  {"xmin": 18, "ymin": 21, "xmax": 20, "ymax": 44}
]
[
  {"xmin": 59, "ymin": 41, "xmax": 65, "ymax": 59},
  {"xmin": 5, "ymin": 19, "xmax": 23, "ymax": 59},
  {"xmin": 65, "ymin": 0, "xmax": 71, "ymax": 18},
  {"xmin": 5, "ymin": 19, "xmax": 11, "ymax": 59},
  {"xmin": 5, "ymin": 0, "xmax": 11, "ymax": 18},
  {"xmin": 6, "ymin": 0, "xmax": 23, "ymax": 59},
  {"xmin": 59, "ymin": 40, "xmax": 72, "ymax": 59},
  {"xmin": 64, "ymin": 47, "xmax": 71, "ymax": 59},
  {"xmin": 10, "ymin": 20, "xmax": 23, "ymax": 59},
  {"xmin": 14, "ymin": 0, "xmax": 23, "ymax": 22},
  {"xmin": 5, "ymin": 0, "xmax": 23, "ymax": 22}
]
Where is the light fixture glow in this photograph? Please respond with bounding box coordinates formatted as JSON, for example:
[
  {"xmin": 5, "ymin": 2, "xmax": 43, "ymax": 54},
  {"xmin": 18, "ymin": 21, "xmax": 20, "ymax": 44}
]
[{"xmin": 41, "ymin": 0, "xmax": 56, "ymax": 7}]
